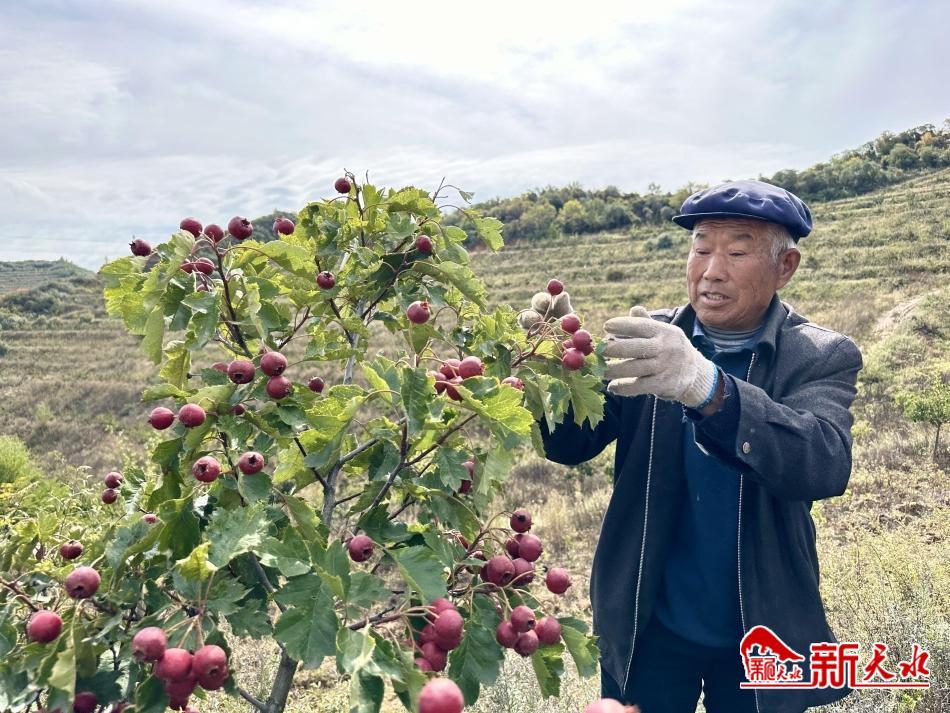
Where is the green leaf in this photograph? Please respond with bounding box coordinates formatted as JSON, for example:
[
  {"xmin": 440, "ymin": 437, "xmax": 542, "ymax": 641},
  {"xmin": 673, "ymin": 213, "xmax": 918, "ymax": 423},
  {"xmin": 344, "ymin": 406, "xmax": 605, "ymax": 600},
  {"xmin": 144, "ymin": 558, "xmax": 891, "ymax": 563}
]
[
  {"xmin": 239, "ymin": 471, "xmax": 272, "ymax": 504},
  {"xmin": 559, "ymin": 617, "xmax": 600, "ymax": 678},
  {"xmin": 447, "ymin": 595, "xmax": 504, "ymax": 704},
  {"xmin": 389, "ymin": 546, "xmax": 446, "ymax": 603},
  {"xmin": 433, "ymin": 448, "xmax": 469, "ymax": 492},
  {"xmin": 182, "ymin": 290, "xmax": 220, "ymax": 348},
  {"xmin": 46, "ymin": 622, "xmax": 76, "ymax": 696},
  {"xmin": 566, "ymin": 370, "xmax": 606, "ymax": 429},
  {"xmin": 258, "ymin": 529, "xmax": 310, "ymax": 577},
  {"xmin": 274, "ymin": 576, "xmax": 339, "ymax": 668},
  {"xmin": 400, "ymin": 366, "xmax": 431, "ymax": 435},
  {"xmin": 282, "ymin": 495, "xmax": 327, "ymax": 549},
  {"xmin": 175, "ymin": 542, "xmax": 218, "ymax": 581},
  {"xmin": 159, "ymin": 341, "xmax": 191, "ymax": 389},
  {"xmin": 142, "ymin": 304, "xmax": 166, "ymax": 364},
  {"xmin": 313, "ymin": 540, "xmax": 351, "ymax": 601},
  {"xmin": 141, "ymin": 383, "xmax": 186, "ymax": 402},
  {"xmin": 347, "ymin": 572, "xmax": 390, "ymax": 608},
  {"xmin": 157, "ymin": 497, "xmax": 200, "ymax": 559},
  {"xmin": 134, "ymin": 675, "xmax": 168, "ymax": 713},
  {"xmin": 350, "ymin": 671, "xmax": 384, "ymax": 713},
  {"xmin": 531, "ymin": 642, "xmax": 566, "ymax": 698},
  {"xmin": 411, "ymin": 260, "xmax": 487, "ymax": 309},
  {"xmin": 207, "ymin": 503, "xmax": 268, "ymax": 567},
  {"xmin": 472, "ymin": 215, "xmax": 504, "ymax": 251},
  {"xmin": 336, "ymin": 628, "xmax": 376, "ymax": 674}
]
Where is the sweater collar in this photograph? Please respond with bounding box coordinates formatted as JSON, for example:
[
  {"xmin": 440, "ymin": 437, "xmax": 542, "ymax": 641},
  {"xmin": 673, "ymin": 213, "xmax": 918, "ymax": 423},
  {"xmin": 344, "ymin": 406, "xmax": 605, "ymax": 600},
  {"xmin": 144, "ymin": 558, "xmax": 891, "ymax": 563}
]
[{"xmin": 673, "ymin": 292, "xmax": 788, "ymax": 360}]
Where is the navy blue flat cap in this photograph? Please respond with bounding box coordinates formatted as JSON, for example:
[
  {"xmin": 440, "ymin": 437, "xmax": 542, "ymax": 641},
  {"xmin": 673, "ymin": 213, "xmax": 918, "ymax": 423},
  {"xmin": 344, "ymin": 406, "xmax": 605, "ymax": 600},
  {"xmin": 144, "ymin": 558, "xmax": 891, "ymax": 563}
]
[{"xmin": 672, "ymin": 179, "xmax": 813, "ymax": 240}]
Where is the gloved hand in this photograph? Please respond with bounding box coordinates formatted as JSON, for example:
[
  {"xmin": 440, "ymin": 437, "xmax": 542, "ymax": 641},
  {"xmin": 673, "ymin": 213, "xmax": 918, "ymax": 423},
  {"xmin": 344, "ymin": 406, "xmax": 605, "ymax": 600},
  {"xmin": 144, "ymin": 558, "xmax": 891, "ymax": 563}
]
[
  {"xmin": 517, "ymin": 290, "xmax": 576, "ymax": 332},
  {"xmin": 602, "ymin": 305, "xmax": 718, "ymax": 408}
]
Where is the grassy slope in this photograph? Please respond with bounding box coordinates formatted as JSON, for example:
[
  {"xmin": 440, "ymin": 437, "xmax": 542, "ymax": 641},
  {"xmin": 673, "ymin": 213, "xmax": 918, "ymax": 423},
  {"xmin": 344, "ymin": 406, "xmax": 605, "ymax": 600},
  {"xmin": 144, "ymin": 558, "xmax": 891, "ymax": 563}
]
[{"xmin": 0, "ymin": 169, "xmax": 948, "ymax": 712}]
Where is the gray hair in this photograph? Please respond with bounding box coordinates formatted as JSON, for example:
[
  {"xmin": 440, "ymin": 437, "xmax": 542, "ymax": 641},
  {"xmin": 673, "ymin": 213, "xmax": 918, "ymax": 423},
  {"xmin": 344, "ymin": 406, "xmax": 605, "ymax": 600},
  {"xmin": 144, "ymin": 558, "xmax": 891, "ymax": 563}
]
[{"xmin": 764, "ymin": 223, "xmax": 797, "ymax": 266}]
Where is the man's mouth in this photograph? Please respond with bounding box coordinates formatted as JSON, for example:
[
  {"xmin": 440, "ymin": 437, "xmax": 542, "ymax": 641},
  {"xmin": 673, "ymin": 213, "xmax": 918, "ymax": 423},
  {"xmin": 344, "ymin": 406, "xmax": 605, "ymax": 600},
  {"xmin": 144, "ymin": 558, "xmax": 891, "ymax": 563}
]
[{"xmin": 700, "ymin": 291, "xmax": 730, "ymax": 303}]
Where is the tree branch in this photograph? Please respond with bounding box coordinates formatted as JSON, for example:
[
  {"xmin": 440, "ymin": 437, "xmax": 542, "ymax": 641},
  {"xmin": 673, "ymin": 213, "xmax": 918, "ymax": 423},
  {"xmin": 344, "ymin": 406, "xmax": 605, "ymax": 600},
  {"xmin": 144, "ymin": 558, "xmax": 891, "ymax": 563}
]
[{"xmin": 237, "ymin": 684, "xmax": 266, "ymax": 711}]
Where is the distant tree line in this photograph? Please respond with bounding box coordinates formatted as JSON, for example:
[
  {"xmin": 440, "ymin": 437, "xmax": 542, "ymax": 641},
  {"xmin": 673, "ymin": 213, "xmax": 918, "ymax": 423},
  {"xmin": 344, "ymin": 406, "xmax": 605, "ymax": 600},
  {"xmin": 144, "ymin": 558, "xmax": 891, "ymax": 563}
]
[{"xmin": 440, "ymin": 119, "xmax": 950, "ymax": 246}]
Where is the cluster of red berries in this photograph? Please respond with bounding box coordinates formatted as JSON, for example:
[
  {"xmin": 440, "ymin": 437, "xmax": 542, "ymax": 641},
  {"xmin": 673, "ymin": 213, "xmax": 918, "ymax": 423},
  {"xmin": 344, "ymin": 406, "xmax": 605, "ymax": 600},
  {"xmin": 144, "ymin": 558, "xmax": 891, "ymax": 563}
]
[
  {"xmin": 100, "ymin": 470, "xmax": 123, "ymax": 505},
  {"xmin": 132, "ymin": 627, "xmax": 229, "ymax": 709},
  {"xmin": 191, "ymin": 450, "xmax": 264, "ymax": 484},
  {"xmin": 412, "ymin": 598, "xmax": 465, "ymax": 672}
]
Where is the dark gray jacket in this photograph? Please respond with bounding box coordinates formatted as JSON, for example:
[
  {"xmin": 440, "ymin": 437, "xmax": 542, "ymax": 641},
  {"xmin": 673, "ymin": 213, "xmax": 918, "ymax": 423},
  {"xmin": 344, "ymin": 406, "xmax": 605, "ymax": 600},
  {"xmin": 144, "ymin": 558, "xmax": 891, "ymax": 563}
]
[{"xmin": 539, "ymin": 293, "xmax": 863, "ymax": 713}]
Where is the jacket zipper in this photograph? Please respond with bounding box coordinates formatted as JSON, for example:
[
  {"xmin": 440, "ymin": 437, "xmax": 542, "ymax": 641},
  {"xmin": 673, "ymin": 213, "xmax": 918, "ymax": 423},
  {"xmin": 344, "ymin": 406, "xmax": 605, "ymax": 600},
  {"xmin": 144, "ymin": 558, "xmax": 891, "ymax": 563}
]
[
  {"xmin": 738, "ymin": 352, "xmax": 761, "ymax": 713},
  {"xmin": 622, "ymin": 396, "xmax": 658, "ymax": 692}
]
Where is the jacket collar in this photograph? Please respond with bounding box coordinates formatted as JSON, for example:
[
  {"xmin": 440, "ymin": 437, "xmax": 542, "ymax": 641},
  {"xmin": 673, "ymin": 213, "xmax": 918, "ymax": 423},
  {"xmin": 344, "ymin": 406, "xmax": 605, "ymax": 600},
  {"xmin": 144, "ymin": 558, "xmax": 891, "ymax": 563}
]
[{"xmin": 671, "ymin": 292, "xmax": 789, "ymax": 361}]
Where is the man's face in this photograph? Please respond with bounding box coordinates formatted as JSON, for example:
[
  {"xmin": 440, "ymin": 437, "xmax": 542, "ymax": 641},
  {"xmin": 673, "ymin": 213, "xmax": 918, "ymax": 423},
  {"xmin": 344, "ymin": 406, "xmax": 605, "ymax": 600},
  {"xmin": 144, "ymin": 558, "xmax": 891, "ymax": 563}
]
[{"xmin": 686, "ymin": 218, "xmax": 800, "ymax": 331}]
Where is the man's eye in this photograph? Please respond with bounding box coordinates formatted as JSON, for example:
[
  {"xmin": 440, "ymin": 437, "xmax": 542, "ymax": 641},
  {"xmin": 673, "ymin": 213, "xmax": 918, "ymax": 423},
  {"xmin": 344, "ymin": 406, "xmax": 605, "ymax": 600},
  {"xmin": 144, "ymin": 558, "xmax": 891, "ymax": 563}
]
[{"xmin": 730, "ymin": 252, "xmax": 745, "ymax": 257}]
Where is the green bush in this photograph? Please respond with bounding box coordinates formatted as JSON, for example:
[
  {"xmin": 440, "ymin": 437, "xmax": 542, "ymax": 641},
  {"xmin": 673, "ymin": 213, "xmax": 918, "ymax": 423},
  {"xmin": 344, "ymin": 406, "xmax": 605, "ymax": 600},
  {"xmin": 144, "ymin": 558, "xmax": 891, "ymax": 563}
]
[{"xmin": 0, "ymin": 435, "xmax": 37, "ymax": 484}]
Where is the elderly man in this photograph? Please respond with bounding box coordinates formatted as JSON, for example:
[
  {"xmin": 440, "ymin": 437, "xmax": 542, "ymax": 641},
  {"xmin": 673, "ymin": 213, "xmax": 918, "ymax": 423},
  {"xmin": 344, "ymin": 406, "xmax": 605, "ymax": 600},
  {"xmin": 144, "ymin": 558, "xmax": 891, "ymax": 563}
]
[{"xmin": 524, "ymin": 181, "xmax": 863, "ymax": 713}]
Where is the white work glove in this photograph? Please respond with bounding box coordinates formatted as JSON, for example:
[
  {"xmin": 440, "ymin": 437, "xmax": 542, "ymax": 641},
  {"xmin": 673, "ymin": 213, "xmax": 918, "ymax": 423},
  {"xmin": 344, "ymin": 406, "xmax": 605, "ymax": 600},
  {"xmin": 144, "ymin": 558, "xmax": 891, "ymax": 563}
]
[
  {"xmin": 603, "ymin": 306, "xmax": 718, "ymax": 408},
  {"xmin": 517, "ymin": 291, "xmax": 575, "ymax": 332}
]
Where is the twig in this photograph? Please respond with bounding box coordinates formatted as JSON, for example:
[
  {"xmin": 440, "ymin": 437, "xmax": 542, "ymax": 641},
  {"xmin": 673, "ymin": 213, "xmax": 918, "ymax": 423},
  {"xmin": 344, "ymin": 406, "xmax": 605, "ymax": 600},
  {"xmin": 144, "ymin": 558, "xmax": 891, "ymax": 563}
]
[{"xmin": 236, "ymin": 684, "xmax": 266, "ymax": 711}]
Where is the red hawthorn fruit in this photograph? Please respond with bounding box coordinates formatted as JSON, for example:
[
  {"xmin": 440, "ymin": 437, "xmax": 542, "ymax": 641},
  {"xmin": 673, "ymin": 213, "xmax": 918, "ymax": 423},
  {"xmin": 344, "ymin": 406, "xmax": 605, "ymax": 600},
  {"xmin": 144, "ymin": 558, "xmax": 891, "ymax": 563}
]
[
  {"xmin": 517, "ymin": 533, "xmax": 543, "ymax": 562},
  {"xmin": 273, "ymin": 217, "xmax": 295, "ymax": 235},
  {"xmin": 463, "ymin": 459, "xmax": 476, "ymax": 478},
  {"xmin": 266, "ymin": 375, "xmax": 293, "ymax": 399},
  {"xmin": 434, "ymin": 609, "xmax": 463, "ymax": 641},
  {"xmin": 418, "ymin": 623, "xmax": 437, "ymax": 645},
  {"xmin": 429, "ymin": 598, "xmax": 456, "ymax": 619},
  {"xmin": 203, "ymin": 223, "xmax": 224, "ymax": 242},
  {"xmin": 415, "ymin": 657, "xmax": 433, "ymax": 672},
  {"xmin": 155, "ymin": 648, "xmax": 193, "ymax": 682},
  {"xmin": 458, "ymin": 479, "xmax": 472, "ymax": 494},
  {"xmin": 179, "ymin": 217, "xmax": 202, "ymax": 238},
  {"xmin": 429, "ymin": 370, "xmax": 448, "ymax": 394},
  {"xmin": 238, "ymin": 451, "xmax": 264, "ymax": 474},
  {"xmin": 129, "ymin": 238, "xmax": 151, "ymax": 256},
  {"xmin": 547, "ymin": 279, "xmax": 564, "ymax": 295},
  {"xmin": 211, "ymin": 361, "xmax": 229, "ymax": 374},
  {"xmin": 514, "ymin": 630, "xmax": 540, "ymax": 657},
  {"xmin": 149, "ymin": 406, "xmax": 175, "ymax": 430},
  {"xmin": 407, "ymin": 300, "xmax": 431, "ymax": 324},
  {"xmin": 348, "ymin": 534, "xmax": 374, "ymax": 562},
  {"xmin": 457, "ymin": 356, "xmax": 484, "ymax": 379},
  {"xmin": 73, "ymin": 692, "xmax": 98, "ymax": 713},
  {"xmin": 308, "ymin": 376, "xmax": 326, "ymax": 393},
  {"xmin": 418, "ymin": 678, "xmax": 465, "ymax": 713},
  {"xmin": 231, "ymin": 403, "xmax": 246, "ymax": 415},
  {"xmin": 180, "ymin": 261, "xmax": 195, "ymax": 274},
  {"xmin": 502, "ymin": 376, "xmax": 525, "ymax": 390},
  {"xmin": 420, "ymin": 641, "xmax": 447, "ymax": 672},
  {"xmin": 571, "ymin": 329, "xmax": 594, "ymax": 355},
  {"xmin": 510, "ymin": 508, "xmax": 532, "ymax": 533},
  {"xmin": 495, "ymin": 620, "xmax": 518, "ymax": 648},
  {"xmin": 227, "ymin": 216, "xmax": 254, "ymax": 240},
  {"xmin": 65, "ymin": 566, "xmax": 100, "ymax": 599},
  {"xmin": 260, "ymin": 351, "xmax": 288, "ymax": 377},
  {"xmin": 444, "ymin": 377, "xmax": 463, "ymax": 402},
  {"xmin": 316, "ymin": 271, "xmax": 336, "ymax": 289},
  {"xmin": 562, "ymin": 347, "xmax": 586, "ymax": 370},
  {"xmin": 131, "ymin": 627, "xmax": 167, "ymax": 662},
  {"xmin": 104, "ymin": 471, "xmax": 123, "ymax": 488},
  {"xmin": 439, "ymin": 359, "xmax": 461, "ymax": 379},
  {"xmin": 334, "ymin": 177, "xmax": 351, "ymax": 194},
  {"xmin": 560, "ymin": 313, "xmax": 582, "ymax": 333},
  {"xmin": 505, "ymin": 537, "xmax": 521, "ymax": 559},
  {"xmin": 101, "ymin": 488, "xmax": 118, "ymax": 504},
  {"xmin": 27, "ymin": 610, "xmax": 62, "ymax": 643},
  {"xmin": 415, "ymin": 234, "xmax": 433, "ymax": 254},
  {"xmin": 545, "ymin": 567, "xmax": 572, "ymax": 594},
  {"xmin": 535, "ymin": 616, "xmax": 562, "ymax": 646},
  {"xmin": 227, "ymin": 359, "xmax": 255, "ymax": 384},
  {"xmin": 192, "ymin": 257, "xmax": 215, "ymax": 275},
  {"xmin": 193, "ymin": 644, "xmax": 228, "ymax": 690},
  {"xmin": 142, "ymin": 513, "xmax": 158, "ymax": 524},
  {"xmin": 192, "ymin": 456, "xmax": 221, "ymax": 483},
  {"xmin": 484, "ymin": 555, "xmax": 515, "ymax": 586},
  {"xmin": 512, "ymin": 558, "xmax": 535, "ymax": 586},
  {"xmin": 510, "ymin": 605, "xmax": 536, "ymax": 633},
  {"xmin": 59, "ymin": 540, "xmax": 83, "ymax": 560},
  {"xmin": 178, "ymin": 404, "xmax": 206, "ymax": 428}
]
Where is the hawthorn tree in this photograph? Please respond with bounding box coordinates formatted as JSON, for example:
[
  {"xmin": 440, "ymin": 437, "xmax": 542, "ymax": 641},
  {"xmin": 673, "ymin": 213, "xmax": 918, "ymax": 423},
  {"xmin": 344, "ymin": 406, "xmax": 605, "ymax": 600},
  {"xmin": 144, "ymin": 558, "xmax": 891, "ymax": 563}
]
[{"xmin": 0, "ymin": 175, "xmax": 608, "ymax": 713}]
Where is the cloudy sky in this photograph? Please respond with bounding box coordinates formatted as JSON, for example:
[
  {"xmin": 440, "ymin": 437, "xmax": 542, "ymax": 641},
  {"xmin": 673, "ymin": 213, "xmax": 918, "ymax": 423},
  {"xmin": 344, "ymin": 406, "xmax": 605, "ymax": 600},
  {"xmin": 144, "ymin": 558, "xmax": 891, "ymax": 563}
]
[{"xmin": 1, "ymin": 0, "xmax": 948, "ymax": 269}]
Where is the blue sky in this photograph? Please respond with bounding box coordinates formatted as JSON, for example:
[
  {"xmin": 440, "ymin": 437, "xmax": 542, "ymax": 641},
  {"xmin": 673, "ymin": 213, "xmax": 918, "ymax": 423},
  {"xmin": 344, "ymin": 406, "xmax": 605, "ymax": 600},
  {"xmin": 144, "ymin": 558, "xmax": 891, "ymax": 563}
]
[{"xmin": 1, "ymin": 0, "xmax": 948, "ymax": 269}]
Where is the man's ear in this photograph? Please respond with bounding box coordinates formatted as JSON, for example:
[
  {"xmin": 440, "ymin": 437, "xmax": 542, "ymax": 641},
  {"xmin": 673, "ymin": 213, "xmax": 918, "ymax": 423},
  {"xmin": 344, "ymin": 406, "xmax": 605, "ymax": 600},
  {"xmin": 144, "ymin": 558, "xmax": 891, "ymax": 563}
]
[{"xmin": 776, "ymin": 248, "xmax": 801, "ymax": 290}]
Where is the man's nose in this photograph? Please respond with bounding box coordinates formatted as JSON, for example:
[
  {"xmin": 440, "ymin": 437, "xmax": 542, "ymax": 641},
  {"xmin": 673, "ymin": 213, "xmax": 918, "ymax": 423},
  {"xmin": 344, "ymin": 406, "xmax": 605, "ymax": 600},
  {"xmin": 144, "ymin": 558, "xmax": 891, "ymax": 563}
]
[{"xmin": 702, "ymin": 253, "xmax": 728, "ymax": 281}]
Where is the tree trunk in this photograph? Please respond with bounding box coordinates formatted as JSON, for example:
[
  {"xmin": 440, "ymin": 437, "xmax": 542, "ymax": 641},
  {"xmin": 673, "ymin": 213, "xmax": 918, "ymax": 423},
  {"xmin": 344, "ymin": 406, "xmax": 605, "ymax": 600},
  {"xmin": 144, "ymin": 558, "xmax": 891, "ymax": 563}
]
[
  {"xmin": 265, "ymin": 649, "xmax": 300, "ymax": 713},
  {"xmin": 934, "ymin": 422, "xmax": 942, "ymax": 462}
]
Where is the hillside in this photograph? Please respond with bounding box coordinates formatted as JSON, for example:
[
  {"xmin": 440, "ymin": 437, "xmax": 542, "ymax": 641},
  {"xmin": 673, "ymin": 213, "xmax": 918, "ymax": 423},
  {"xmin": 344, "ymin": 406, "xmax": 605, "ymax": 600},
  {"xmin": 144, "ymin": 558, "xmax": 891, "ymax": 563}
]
[{"xmin": 0, "ymin": 166, "xmax": 947, "ymax": 713}]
